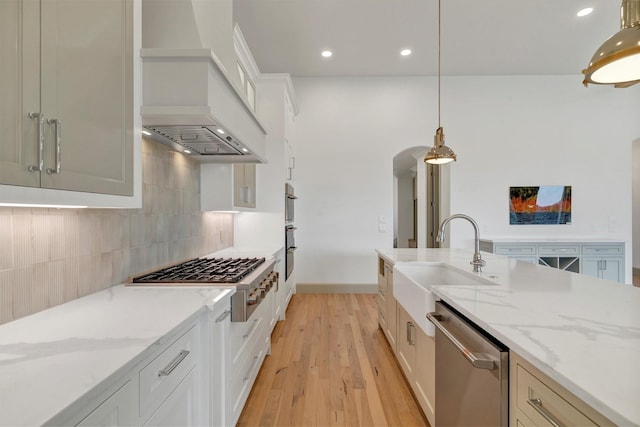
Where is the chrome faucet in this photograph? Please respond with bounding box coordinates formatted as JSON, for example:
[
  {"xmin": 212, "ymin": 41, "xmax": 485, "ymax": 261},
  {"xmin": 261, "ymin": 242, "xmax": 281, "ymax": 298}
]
[{"xmin": 436, "ymin": 214, "xmax": 486, "ymax": 273}]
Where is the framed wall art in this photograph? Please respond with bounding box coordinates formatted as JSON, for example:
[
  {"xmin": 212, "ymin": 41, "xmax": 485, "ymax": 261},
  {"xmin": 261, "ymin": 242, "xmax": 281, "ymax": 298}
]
[{"xmin": 509, "ymin": 186, "xmax": 572, "ymax": 225}]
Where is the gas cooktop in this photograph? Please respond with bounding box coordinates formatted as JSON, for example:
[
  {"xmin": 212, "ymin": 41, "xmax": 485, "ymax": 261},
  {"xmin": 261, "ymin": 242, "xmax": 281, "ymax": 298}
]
[{"xmin": 132, "ymin": 257, "xmax": 266, "ymax": 284}]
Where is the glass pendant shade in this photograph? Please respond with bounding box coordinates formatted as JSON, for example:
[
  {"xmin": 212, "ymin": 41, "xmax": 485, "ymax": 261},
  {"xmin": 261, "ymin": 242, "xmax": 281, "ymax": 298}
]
[
  {"xmin": 583, "ymin": 0, "xmax": 640, "ymax": 86},
  {"xmin": 425, "ymin": 127, "xmax": 456, "ymax": 164}
]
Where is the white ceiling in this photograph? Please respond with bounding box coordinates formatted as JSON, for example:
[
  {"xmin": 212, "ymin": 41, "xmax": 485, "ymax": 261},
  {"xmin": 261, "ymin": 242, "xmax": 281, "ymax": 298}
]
[{"xmin": 233, "ymin": 0, "xmax": 622, "ymax": 77}]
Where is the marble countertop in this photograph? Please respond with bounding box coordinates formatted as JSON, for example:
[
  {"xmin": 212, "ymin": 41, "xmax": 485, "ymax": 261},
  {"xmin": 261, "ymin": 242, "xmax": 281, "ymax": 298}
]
[
  {"xmin": 377, "ymin": 248, "xmax": 640, "ymax": 426},
  {"xmin": 0, "ymin": 285, "xmax": 233, "ymax": 426}
]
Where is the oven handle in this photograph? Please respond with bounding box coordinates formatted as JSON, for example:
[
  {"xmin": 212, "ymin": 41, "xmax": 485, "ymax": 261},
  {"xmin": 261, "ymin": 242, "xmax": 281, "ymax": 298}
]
[{"xmin": 426, "ymin": 312, "xmax": 495, "ymax": 370}]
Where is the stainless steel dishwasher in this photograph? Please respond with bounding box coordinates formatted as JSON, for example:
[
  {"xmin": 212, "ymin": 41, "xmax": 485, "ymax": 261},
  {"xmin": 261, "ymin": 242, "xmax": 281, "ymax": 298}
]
[{"xmin": 427, "ymin": 301, "xmax": 509, "ymax": 426}]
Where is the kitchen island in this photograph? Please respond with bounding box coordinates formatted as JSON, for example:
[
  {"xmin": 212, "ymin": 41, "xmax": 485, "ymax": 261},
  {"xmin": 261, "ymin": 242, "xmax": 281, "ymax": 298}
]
[{"xmin": 377, "ymin": 248, "xmax": 640, "ymax": 426}]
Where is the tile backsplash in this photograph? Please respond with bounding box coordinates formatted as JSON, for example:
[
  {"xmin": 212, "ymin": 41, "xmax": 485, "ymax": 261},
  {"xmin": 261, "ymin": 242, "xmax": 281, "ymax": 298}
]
[{"xmin": 0, "ymin": 137, "xmax": 233, "ymax": 325}]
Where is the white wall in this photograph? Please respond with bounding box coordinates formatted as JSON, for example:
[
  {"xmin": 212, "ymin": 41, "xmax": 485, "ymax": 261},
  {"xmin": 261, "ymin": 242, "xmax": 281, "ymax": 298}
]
[
  {"xmin": 632, "ymin": 139, "xmax": 640, "ymax": 270},
  {"xmin": 293, "ymin": 76, "xmax": 640, "ymax": 285}
]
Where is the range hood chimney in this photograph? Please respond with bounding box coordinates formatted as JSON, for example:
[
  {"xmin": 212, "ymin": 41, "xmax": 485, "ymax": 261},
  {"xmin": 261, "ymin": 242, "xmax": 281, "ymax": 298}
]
[{"xmin": 141, "ymin": 0, "xmax": 267, "ymax": 163}]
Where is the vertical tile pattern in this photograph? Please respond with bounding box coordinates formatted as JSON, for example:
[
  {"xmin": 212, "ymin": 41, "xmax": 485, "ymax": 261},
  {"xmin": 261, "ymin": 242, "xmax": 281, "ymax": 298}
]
[
  {"xmin": 0, "ymin": 138, "xmax": 234, "ymax": 325},
  {"xmin": 0, "ymin": 214, "xmax": 13, "ymax": 270}
]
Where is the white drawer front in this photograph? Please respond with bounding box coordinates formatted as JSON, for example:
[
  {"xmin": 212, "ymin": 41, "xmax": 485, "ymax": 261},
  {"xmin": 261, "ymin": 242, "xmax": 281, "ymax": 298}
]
[
  {"xmin": 139, "ymin": 323, "xmax": 199, "ymax": 421},
  {"xmin": 537, "ymin": 245, "xmax": 579, "ymax": 256},
  {"xmin": 495, "ymin": 245, "xmax": 536, "ymax": 256},
  {"xmin": 581, "ymin": 245, "xmax": 624, "ymax": 256}
]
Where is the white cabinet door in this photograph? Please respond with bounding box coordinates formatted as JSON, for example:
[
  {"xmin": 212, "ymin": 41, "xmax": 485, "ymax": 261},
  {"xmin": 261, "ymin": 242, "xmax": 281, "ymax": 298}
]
[
  {"xmin": 0, "ymin": 0, "xmax": 41, "ymax": 188},
  {"xmin": 414, "ymin": 330, "xmax": 436, "ymax": 427},
  {"xmin": 233, "ymin": 163, "xmax": 256, "ymax": 208},
  {"xmin": 0, "ymin": 0, "xmax": 133, "ymax": 196},
  {"xmin": 385, "ymin": 267, "xmax": 397, "ymax": 351},
  {"xmin": 210, "ymin": 303, "xmax": 231, "ymax": 427},
  {"xmin": 582, "ymin": 257, "xmax": 624, "ymax": 283},
  {"xmin": 396, "ymin": 305, "xmax": 416, "ymax": 379},
  {"xmin": 76, "ymin": 381, "xmax": 135, "ymax": 427},
  {"xmin": 144, "ymin": 368, "xmax": 201, "ymax": 427},
  {"xmin": 40, "ymin": 0, "xmax": 133, "ymax": 195}
]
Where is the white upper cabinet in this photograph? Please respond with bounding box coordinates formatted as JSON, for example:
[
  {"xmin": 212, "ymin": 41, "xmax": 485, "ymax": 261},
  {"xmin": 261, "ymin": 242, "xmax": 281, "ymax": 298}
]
[{"xmin": 0, "ymin": 0, "xmax": 134, "ymax": 198}]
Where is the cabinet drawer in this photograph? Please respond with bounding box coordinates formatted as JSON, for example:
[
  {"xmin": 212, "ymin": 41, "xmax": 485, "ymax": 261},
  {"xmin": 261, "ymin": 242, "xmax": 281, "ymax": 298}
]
[
  {"xmin": 227, "ymin": 313, "xmax": 265, "ymax": 366},
  {"xmin": 582, "ymin": 245, "xmax": 624, "ymax": 256},
  {"xmin": 516, "ymin": 365, "xmax": 597, "ymax": 427},
  {"xmin": 537, "ymin": 245, "xmax": 579, "ymax": 256},
  {"xmin": 139, "ymin": 323, "xmax": 199, "ymax": 420},
  {"xmin": 494, "ymin": 245, "xmax": 536, "ymax": 256}
]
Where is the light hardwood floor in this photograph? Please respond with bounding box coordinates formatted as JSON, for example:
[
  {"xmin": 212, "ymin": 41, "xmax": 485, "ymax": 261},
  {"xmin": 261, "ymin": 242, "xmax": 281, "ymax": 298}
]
[{"xmin": 236, "ymin": 293, "xmax": 429, "ymax": 427}]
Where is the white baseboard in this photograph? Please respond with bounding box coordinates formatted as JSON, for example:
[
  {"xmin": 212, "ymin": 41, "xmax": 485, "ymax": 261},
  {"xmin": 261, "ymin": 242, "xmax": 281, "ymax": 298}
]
[{"xmin": 296, "ymin": 283, "xmax": 377, "ymax": 294}]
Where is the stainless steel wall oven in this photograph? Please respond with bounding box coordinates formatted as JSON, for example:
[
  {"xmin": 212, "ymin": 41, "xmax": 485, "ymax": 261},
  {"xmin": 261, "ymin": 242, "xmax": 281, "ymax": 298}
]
[
  {"xmin": 285, "ymin": 183, "xmax": 296, "ymax": 223},
  {"xmin": 285, "ymin": 225, "xmax": 296, "ymax": 280}
]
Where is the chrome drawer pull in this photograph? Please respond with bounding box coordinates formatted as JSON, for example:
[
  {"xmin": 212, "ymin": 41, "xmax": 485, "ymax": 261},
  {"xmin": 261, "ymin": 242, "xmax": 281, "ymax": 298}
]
[
  {"xmin": 27, "ymin": 112, "xmax": 44, "ymax": 172},
  {"xmin": 215, "ymin": 310, "xmax": 231, "ymax": 323},
  {"xmin": 157, "ymin": 350, "xmax": 190, "ymax": 377},
  {"xmin": 527, "ymin": 397, "xmax": 563, "ymax": 427},
  {"xmin": 427, "ymin": 312, "xmax": 495, "ymax": 370},
  {"xmin": 46, "ymin": 118, "xmax": 61, "ymax": 174}
]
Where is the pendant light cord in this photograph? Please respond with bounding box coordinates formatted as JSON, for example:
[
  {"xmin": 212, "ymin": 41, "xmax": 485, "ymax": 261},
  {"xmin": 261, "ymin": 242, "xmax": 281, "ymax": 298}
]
[{"xmin": 437, "ymin": 0, "xmax": 441, "ymax": 129}]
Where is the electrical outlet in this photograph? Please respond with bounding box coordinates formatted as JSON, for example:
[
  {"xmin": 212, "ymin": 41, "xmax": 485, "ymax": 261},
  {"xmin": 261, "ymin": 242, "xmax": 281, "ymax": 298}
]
[{"xmin": 378, "ymin": 224, "xmax": 387, "ymax": 232}]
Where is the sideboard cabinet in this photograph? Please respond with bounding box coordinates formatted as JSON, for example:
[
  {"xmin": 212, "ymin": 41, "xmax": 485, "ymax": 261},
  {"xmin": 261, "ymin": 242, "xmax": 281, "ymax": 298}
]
[{"xmin": 480, "ymin": 239, "xmax": 625, "ymax": 284}]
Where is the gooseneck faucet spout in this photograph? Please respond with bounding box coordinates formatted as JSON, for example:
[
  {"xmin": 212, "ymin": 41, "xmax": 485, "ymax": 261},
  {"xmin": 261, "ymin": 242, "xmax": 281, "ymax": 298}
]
[{"xmin": 436, "ymin": 214, "xmax": 486, "ymax": 273}]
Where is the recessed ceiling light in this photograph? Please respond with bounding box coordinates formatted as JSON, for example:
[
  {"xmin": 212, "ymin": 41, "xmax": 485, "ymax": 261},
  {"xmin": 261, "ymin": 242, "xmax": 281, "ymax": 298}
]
[
  {"xmin": 142, "ymin": 130, "xmax": 152, "ymax": 136},
  {"xmin": 577, "ymin": 7, "xmax": 593, "ymax": 17},
  {"xmin": 321, "ymin": 50, "xmax": 333, "ymax": 58},
  {"xmin": 241, "ymin": 148, "xmax": 249, "ymax": 153},
  {"xmin": 216, "ymin": 128, "xmax": 225, "ymax": 134},
  {"xmin": 184, "ymin": 149, "xmax": 192, "ymax": 154},
  {"xmin": 400, "ymin": 49, "xmax": 412, "ymax": 56}
]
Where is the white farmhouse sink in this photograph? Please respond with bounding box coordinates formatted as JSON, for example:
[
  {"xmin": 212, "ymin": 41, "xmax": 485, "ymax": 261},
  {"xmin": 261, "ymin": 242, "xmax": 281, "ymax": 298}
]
[{"xmin": 393, "ymin": 263, "xmax": 496, "ymax": 336}]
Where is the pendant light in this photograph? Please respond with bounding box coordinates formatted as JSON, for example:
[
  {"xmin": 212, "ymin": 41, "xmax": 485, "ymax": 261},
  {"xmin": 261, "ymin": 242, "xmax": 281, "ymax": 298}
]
[
  {"xmin": 425, "ymin": 0, "xmax": 457, "ymax": 165},
  {"xmin": 582, "ymin": 0, "xmax": 640, "ymax": 87}
]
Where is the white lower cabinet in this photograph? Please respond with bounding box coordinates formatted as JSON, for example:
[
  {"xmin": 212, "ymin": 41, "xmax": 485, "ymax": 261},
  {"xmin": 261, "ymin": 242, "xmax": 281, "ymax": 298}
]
[
  {"xmin": 394, "ymin": 303, "xmax": 435, "ymax": 426},
  {"xmin": 144, "ymin": 367, "xmax": 200, "ymax": 427},
  {"xmin": 414, "ymin": 329, "xmax": 436, "ymax": 426},
  {"xmin": 76, "ymin": 381, "xmax": 135, "ymax": 427},
  {"xmin": 225, "ymin": 291, "xmax": 271, "ymax": 425},
  {"xmin": 57, "ymin": 317, "xmax": 204, "ymax": 427}
]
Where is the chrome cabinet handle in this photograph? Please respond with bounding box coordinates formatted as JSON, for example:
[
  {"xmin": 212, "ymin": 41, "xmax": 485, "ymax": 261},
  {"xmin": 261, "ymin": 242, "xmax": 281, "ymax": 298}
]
[
  {"xmin": 157, "ymin": 350, "xmax": 190, "ymax": 377},
  {"xmin": 215, "ymin": 309, "xmax": 231, "ymax": 323},
  {"xmin": 46, "ymin": 118, "xmax": 61, "ymax": 174},
  {"xmin": 602, "ymin": 260, "xmax": 607, "ymax": 270},
  {"xmin": 527, "ymin": 397, "xmax": 563, "ymax": 427},
  {"xmin": 408, "ymin": 322, "xmax": 416, "ymax": 346},
  {"xmin": 28, "ymin": 112, "xmax": 44, "ymax": 172},
  {"xmin": 427, "ymin": 312, "xmax": 495, "ymax": 370},
  {"xmin": 406, "ymin": 321, "xmax": 416, "ymax": 345}
]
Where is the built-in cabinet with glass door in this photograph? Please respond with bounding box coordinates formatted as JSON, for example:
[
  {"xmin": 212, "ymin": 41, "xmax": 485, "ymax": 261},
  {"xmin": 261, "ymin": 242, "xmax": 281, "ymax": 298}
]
[{"xmin": 0, "ymin": 0, "xmax": 133, "ymax": 196}]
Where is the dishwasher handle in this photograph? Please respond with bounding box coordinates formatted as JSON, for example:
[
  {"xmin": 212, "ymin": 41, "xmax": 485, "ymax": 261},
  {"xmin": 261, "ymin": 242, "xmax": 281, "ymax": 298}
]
[{"xmin": 426, "ymin": 312, "xmax": 495, "ymax": 370}]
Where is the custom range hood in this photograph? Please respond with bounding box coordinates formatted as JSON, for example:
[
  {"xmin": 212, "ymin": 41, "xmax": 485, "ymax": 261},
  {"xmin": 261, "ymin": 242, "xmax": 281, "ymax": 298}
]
[{"xmin": 141, "ymin": 0, "xmax": 267, "ymax": 163}]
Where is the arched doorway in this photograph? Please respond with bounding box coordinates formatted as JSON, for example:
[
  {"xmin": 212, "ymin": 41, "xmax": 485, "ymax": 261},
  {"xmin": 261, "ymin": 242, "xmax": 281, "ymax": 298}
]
[{"xmin": 393, "ymin": 147, "xmax": 450, "ymax": 248}]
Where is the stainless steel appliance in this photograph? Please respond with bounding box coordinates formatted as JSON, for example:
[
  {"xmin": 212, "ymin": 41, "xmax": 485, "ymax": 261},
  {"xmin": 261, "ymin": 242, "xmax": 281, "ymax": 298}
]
[
  {"xmin": 427, "ymin": 301, "xmax": 509, "ymax": 426},
  {"xmin": 131, "ymin": 257, "xmax": 277, "ymax": 322},
  {"xmin": 285, "ymin": 183, "xmax": 296, "ymax": 223},
  {"xmin": 285, "ymin": 225, "xmax": 296, "ymax": 280}
]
